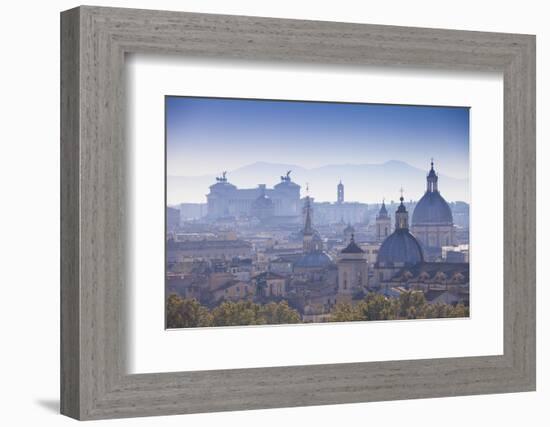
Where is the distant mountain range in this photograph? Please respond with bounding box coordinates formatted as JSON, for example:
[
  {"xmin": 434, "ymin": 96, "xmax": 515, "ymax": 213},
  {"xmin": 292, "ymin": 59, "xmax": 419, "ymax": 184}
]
[{"xmin": 167, "ymin": 160, "xmax": 469, "ymax": 205}]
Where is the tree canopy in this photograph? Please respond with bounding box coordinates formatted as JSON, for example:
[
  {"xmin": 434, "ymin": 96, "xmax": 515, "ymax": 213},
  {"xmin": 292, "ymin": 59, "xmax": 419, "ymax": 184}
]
[
  {"xmin": 166, "ymin": 291, "xmax": 468, "ymax": 329},
  {"xmin": 166, "ymin": 295, "xmax": 301, "ymax": 328},
  {"xmin": 330, "ymin": 291, "xmax": 468, "ymax": 322}
]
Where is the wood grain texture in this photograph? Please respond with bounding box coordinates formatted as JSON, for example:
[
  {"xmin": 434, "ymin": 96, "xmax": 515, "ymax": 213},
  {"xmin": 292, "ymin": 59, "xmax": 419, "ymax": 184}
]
[
  {"xmin": 60, "ymin": 7, "xmax": 80, "ymax": 419},
  {"xmin": 60, "ymin": 6, "xmax": 536, "ymax": 420}
]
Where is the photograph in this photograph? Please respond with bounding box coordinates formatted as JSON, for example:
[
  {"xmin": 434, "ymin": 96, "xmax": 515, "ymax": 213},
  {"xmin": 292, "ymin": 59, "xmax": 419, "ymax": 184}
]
[{"xmin": 165, "ymin": 96, "xmax": 471, "ymax": 328}]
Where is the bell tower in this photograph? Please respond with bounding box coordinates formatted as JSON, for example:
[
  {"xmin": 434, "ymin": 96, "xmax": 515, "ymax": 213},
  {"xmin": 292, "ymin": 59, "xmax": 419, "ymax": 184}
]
[
  {"xmin": 337, "ymin": 180, "xmax": 344, "ymax": 204},
  {"xmin": 376, "ymin": 199, "xmax": 391, "ymax": 242},
  {"xmin": 302, "ymin": 194, "xmax": 322, "ymax": 253}
]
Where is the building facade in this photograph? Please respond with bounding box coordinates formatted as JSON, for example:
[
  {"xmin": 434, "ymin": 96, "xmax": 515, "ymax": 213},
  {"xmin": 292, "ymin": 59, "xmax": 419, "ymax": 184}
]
[
  {"xmin": 166, "ymin": 206, "xmax": 180, "ymax": 231},
  {"xmin": 179, "ymin": 202, "xmax": 208, "ymax": 221},
  {"xmin": 253, "ymin": 271, "xmax": 287, "ymax": 297},
  {"xmin": 312, "ymin": 201, "xmax": 369, "ymax": 225},
  {"xmin": 337, "ymin": 235, "xmax": 368, "ymax": 302},
  {"xmin": 166, "ymin": 238, "xmax": 253, "ymax": 262},
  {"xmin": 206, "ymin": 171, "xmax": 301, "ymax": 220}
]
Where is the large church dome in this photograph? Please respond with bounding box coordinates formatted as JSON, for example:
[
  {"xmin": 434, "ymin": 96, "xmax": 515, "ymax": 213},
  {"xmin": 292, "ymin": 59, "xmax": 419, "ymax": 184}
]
[
  {"xmin": 411, "ymin": 161, "xmax": 453, "ymax": 226},
  {"xmin": 412, "ymin": 191, "xmax": 453, "ymax": 225}
]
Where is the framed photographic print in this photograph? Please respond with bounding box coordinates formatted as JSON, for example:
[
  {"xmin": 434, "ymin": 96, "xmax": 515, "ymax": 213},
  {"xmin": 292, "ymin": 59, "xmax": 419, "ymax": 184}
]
[
  {"xmin": 61, "ymin": 6, "xmax": 536, "ymax": 420},
  {"xmin": 164, "ymin": 96, "xmax": 471, "ymax": 329}
]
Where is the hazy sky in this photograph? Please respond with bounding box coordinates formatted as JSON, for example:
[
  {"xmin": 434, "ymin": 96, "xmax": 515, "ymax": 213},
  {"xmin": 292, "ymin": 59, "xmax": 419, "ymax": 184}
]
[{"xmin": 166, "ymin": 96, "xmax": 470, "ymax": 179}]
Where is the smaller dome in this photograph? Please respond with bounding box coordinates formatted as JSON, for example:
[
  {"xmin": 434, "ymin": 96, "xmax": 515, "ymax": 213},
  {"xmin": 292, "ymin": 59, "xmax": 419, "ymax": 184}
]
[
  {"xmin": 377, "ymin": 229, "xmax": 424, "ymax": 266},
  {"xmin": 412, "ymin": 192, "xmax": 453, "ymax": 225},
  {"xmin": 295, "ymin": 251, "xmax": 333, "ymax": 269}
]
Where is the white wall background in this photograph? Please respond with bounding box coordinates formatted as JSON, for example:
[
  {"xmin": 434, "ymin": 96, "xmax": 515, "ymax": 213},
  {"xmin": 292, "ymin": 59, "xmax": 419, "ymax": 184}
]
[{"xmin": 0, "ymin": 0, "xmax": 546, "ymax": 425}]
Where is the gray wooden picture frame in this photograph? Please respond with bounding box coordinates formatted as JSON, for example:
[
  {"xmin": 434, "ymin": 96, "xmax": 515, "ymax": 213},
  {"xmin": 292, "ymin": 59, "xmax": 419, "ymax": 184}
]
[{"xmin": 60, "ymin": 5, "xmax": 536, "ymax": 421}]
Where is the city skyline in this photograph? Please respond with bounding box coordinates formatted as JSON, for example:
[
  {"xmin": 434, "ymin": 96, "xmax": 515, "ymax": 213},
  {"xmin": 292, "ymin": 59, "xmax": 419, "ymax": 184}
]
[
  {"xmin": 165, "ymin": 96, "xmax": 470, "ymax": 328},
  {"xmin": 167, "ymin": 159, "xmax": 470, "ymax": 205},
  {"xmin": 166, "ymin": 96, "xmax": 470, "ymax": 180}
]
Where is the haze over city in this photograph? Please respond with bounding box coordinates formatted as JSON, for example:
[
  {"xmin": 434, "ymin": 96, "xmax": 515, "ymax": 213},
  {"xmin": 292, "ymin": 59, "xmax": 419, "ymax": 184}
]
[
  {"xmin": 167, "ymin": 160, "xmax": 469, "ymax": 205},
  {"xmin": 166, "ymin": 96, "xmax": 470, "ymax": 205}
]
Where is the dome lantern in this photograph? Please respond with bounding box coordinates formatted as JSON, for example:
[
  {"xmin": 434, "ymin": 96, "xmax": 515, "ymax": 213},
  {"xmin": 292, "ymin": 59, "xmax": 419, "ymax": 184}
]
[
  {"xmin": 395, "ymin": 189, "xmax": 409, "ymax": 230},
  {"xmin": 427, "ymin": 158, "xmax": 439, "ymax": 193}
]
